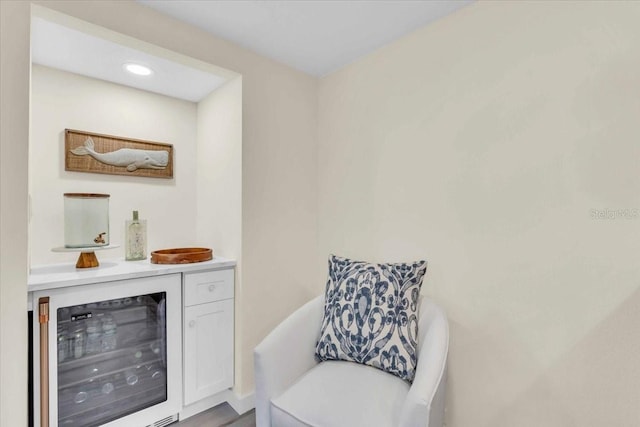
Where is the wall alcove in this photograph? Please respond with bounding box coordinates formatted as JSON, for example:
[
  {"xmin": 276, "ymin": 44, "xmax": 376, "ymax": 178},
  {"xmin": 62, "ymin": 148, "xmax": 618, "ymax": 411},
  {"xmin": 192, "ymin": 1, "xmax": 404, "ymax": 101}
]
[{"xmin": 29, "ymin": 5, "xmax": 242, "ymax": 268}]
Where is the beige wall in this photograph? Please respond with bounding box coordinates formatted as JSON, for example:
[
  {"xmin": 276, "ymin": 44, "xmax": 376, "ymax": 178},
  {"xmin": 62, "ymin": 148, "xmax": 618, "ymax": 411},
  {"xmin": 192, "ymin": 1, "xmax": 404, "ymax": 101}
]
[
  {"xmin": 318, "ymin": 2, "xmax": 640, "ymax": 426},
  {"xmin": 0, "ymin": 2, "xmax": 30, "ymax": 426},
  {"xmin": 30, "ymin": 65, "xmax": 199, "ymax": 265},
  {"xmin": 1, "ymin": 1, "xmax": 317, "ymax": 423}
]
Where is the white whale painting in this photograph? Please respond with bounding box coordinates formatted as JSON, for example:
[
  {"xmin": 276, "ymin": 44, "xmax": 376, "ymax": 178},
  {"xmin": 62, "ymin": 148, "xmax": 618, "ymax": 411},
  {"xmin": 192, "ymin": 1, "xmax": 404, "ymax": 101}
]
[{"xmin": 71, "ymin": 137, "xmax": 169, "ymax": 172}]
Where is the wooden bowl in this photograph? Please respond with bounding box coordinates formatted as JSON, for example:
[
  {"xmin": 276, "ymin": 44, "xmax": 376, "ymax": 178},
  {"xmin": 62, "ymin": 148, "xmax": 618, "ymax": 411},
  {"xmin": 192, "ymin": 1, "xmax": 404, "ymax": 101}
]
[{"xmin": 150, "ymin": 247, "xmax": 213, "ymax": 264}]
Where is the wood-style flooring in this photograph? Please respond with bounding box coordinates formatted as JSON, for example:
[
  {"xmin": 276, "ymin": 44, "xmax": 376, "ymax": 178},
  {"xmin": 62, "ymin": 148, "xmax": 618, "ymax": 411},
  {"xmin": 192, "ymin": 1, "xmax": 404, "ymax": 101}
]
[{"xmin": 176, "ymin": 403, "xmax": 256, "ymax": 427}]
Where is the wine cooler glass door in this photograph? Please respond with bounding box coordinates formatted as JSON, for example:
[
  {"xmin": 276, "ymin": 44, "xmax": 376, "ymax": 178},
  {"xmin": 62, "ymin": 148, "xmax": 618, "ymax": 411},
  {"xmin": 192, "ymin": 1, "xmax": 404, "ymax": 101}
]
[{"xmin": 34, "ymin": 274, "xmax": 181, "ymax": 427}]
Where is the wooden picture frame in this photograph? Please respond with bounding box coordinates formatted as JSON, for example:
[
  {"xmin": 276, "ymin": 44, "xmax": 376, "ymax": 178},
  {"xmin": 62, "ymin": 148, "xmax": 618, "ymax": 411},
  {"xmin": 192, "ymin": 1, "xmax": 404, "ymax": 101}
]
[{"xmin": 65, "ymin": 129, "xmax": 174, "ymax": 179}]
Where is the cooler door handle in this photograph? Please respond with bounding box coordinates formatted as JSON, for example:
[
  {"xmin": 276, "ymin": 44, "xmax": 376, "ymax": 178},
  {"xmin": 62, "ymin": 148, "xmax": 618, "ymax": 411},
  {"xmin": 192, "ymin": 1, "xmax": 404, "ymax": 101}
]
[{"xmin": 38, "ymin": 297, "xmax": 50, "ymax": 427}]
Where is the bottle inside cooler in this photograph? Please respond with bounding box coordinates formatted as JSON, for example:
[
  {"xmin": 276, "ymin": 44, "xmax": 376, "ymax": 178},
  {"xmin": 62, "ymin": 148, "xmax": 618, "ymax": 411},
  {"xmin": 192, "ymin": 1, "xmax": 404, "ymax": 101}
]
[{"xmin": 56, "ymin": 293, "xmax": 167, "ymax": 427}]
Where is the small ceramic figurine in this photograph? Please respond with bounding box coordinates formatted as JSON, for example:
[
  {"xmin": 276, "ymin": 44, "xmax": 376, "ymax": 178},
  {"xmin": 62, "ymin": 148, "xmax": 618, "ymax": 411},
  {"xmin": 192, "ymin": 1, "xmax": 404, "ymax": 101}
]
[{"xmin": 93, "ymin": 232, "xmax": 107, "ymax": 244}]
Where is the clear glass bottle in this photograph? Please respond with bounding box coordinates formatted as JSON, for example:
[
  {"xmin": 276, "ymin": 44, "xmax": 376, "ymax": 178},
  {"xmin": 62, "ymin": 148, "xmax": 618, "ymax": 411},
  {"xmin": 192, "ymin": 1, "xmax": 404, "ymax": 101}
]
[
  {"xmin": 85, "ymin": 318, "xmax": 102, "ymax": 355},
  {"xmin": 125, "ymin": 369, "xmax": 139, "ymax": 386},
  {"xmin": 101, "ymin": 314, "xmax": 117, "ymax": 352},
  {"xmin": 125, "ymin": 210, "xmax": 147, "ymax": 261},
  {"xmin": 74, "ymin": 391, "xmax": 88, "ymax": 404},
  {"xmin": 71, "ymin": 325, "xmax": 85, "ymax": 359},
  {"xmin": 57, "ymin": 325, "xmax": 68, "ymax": 362},
  {"xmin": 101, "ymin": 380, "xmax": 115, "ymax": 395}
]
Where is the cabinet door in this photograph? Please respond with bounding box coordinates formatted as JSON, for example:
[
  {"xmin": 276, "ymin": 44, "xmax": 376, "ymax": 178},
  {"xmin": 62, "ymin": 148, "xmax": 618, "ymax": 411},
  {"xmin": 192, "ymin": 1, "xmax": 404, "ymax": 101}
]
[{"xmin": 183, "ymin": 299, "xmax": 234, "ymax": 405}]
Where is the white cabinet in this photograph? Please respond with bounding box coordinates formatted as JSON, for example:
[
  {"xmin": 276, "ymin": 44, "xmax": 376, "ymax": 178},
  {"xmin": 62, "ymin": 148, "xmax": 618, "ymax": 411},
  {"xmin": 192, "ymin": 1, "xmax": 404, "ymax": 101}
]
[{"xmin": 183, "ymin": 268, "xmax": 234, "ymax": 406}]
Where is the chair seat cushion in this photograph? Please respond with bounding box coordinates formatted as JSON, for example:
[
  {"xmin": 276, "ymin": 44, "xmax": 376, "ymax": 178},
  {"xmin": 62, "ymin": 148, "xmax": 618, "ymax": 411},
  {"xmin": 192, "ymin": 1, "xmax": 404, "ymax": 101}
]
[{"xmin": 270, "ymin": 360, "xmax": 410, "ymax": 427}]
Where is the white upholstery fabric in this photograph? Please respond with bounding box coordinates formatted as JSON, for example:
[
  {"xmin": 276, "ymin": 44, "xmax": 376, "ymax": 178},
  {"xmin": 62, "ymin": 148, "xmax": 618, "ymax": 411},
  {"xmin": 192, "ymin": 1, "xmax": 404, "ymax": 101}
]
[
  {"xmin": 254, "ymin": 295, "xmax": 449, "ymax": 427},
  {"xmin": 399, "ymin": 300, "xmax": 449, "ymax": 427},
  {"xmin": 271, "ymin": 361, "xmax": 410, "ymax": 427},
  {"xmin": 254, "ymin": 296, "xmax": 323, "ymax": 427}
]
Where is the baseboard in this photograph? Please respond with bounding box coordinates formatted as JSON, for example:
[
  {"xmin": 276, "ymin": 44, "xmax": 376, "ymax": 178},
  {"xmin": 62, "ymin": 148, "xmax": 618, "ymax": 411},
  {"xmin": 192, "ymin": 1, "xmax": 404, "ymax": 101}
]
[
  {"xmin": 179, "ymin": 390, "xmax": 231, "ymax": 420},
  {"xmin": 178, "ymin": 389, "xmax": 255, "ymax": 420},
  {"xmin": 227, "ymin": 390, "xmax": 255, "ymax": 415}
]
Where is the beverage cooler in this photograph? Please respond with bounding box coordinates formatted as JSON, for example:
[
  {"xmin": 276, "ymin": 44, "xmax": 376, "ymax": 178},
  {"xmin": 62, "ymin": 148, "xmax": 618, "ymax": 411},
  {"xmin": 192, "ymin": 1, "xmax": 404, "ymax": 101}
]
[{"xmin": 32, "ymin": 274, "xmax": 182, "ymax": 427}]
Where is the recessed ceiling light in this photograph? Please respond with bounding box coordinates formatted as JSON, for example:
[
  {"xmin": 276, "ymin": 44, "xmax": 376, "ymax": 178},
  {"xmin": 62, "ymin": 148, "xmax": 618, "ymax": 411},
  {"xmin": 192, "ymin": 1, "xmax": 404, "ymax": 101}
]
[{"xmin": 123, "ymin": 63, "xmax": 153, "ymax": 76}]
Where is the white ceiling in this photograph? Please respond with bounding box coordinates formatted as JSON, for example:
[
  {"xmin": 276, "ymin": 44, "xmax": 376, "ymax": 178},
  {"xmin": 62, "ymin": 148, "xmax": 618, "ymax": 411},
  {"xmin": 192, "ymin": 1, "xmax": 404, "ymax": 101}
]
[
  {"xmin": 31, "ymin": 17, "xmax": 228, "ymax": 102},
  {"xmin": 31, "ymin": 1, "xmax": 471, "ymax": 101},
  {"xmin": 137, "ymin": 0, "xmax": 472, "ymax": 77}
]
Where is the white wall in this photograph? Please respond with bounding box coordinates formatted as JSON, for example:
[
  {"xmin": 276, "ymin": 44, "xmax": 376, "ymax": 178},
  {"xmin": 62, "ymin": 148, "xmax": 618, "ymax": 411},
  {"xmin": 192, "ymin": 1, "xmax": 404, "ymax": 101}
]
[
  {"xmin": 196, "ymin": 76, "xmax": 242, "ymax": 266},
  {"xmin": 318, "ymin": 2, "xmax": 640, "ymax": 426},
  {"xmin": 30, "ymin": 65, "xmax": 199, "ymax": 265},
  {"xmin": 0, "ymin": 2, "xmax": 30, "ymax": 426},
  {"xmin": 196, "ymin": 76, "xmax": 243, "ymax": 383}
]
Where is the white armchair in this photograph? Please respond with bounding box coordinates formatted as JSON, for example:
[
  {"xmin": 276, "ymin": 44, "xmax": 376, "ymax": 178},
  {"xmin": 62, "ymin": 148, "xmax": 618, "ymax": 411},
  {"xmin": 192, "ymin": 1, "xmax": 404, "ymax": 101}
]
[{"xmin": 254, "ymin": 295, "xmax": 449, "ymax": 427}]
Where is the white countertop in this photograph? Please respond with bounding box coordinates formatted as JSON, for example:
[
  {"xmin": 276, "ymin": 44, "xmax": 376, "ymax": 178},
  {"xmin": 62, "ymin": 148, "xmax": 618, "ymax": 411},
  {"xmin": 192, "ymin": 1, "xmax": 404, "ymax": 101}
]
[{"xmin": 28, "ymin": 256, "xmax": 236, "ymax": 292}]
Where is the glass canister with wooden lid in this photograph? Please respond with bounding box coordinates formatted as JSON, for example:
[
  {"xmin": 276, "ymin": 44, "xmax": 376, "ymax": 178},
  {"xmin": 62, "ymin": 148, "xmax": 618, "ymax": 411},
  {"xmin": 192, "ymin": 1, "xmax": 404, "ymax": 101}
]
[{"xmin": 64, "ymin": 193, "xmax": 110, "ymax": 248}]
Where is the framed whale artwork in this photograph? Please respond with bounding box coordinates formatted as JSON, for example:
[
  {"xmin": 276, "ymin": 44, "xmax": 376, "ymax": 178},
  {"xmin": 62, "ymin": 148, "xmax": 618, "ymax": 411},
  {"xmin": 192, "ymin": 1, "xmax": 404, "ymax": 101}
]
[{"xmin": 64, "ymin": 129, "xmax": 174, "ymax": 179}]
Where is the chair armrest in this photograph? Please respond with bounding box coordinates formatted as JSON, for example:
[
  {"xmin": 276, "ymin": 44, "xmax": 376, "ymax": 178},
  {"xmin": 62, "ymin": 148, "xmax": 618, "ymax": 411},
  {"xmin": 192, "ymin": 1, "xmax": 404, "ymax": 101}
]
[
  {"xmin": 399, "ymin": 299, "xmax": 449, "ymax": 427},
  {"xmin": 254, "ymin": 295, "xmax": 324, "ymax": 427}
]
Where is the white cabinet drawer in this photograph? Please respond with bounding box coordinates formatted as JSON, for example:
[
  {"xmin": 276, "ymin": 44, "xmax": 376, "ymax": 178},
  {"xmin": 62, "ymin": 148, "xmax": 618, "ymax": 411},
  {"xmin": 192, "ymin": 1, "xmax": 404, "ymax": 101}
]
[{"xmin": 183, "ymin": 268, "xmax": 234, "ymax": 306}]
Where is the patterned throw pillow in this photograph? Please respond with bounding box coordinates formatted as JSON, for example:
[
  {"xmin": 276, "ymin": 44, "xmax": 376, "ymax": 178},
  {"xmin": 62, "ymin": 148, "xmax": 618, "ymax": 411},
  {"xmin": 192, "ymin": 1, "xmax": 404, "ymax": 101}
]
[{"xmin": 315, "ymin": 254, "xmax": 427, "ymax": 382}]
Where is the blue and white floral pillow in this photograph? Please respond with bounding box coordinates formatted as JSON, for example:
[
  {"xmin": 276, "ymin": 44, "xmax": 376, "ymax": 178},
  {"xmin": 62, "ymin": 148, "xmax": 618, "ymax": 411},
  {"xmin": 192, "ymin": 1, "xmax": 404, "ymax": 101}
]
[{"xmin": 315, "ymin": 254, "xmax": 427, "ymax": 382}]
